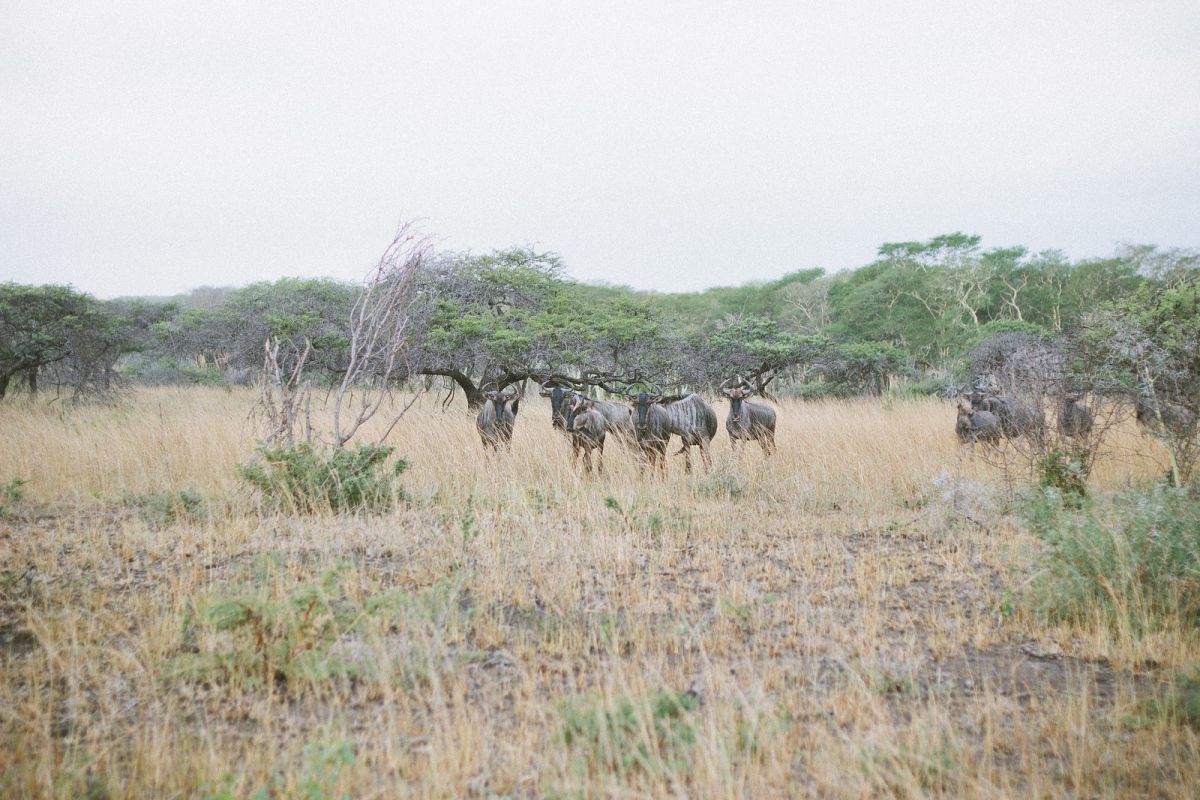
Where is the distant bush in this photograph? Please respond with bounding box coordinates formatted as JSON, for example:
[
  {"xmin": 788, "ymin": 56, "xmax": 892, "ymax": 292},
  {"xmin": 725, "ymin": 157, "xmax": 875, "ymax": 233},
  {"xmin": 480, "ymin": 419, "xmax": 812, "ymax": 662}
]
[
  {"xmin": 793, "ymin": 381, "xmax": 848, "ymax": 400},
  {"xmin": 1021, "ymin": 484, "xmax": 1200, "ymax": 633},
  {"xmin": 237, "ymin": 442, "xmax": 408, "ymax": 514}
]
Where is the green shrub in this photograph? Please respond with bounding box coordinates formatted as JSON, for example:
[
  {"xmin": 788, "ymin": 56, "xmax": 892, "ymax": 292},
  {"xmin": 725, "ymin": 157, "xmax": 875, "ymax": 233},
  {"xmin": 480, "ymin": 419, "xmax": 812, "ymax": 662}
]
[
  {"xmin": 1036, "ymin": 449, "xmax": 1089, "ymax": 508},
  {"xmin": 559, "ymin": 689, "xmax": 699, "ymax": 779},
  {"xmin": 179, "ymin": 364, "xmax": 228, "ymax": 386},
  {"xmin": 1021, "ymin": 484, "xmax": 1200, "ymax": 632},
  {"xmin": 0, "ymin": 477, "xmax": 26, "ymax": 517},
  {"xmin": 237, "ymin": 442, "xmax": 407, "ymax": 514}
]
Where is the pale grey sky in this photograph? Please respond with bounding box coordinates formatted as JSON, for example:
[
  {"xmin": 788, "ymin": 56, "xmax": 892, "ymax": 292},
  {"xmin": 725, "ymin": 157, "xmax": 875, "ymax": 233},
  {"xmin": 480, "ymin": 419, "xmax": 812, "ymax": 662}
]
[{"xmin": 3, "ymin": 1, "xmax": 1198, "ymax": 297}]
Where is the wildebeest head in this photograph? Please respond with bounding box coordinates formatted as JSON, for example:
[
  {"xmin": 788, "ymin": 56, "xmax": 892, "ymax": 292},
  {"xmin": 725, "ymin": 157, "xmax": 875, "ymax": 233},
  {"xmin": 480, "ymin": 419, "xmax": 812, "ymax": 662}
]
[
  {"xmin": 539, "ymin": 382, "xmax": 572, "ymax": 429},
  {"xmin": 485, "ymin": 388, "xmax": 518, "ymax": 415},
  {"xmin": 721, "ymin": 378, "xmax": 755, "ymax": 420},
  {"xmin": 625, "ymin": 385, "xmax": 663, "ymax": 430}
]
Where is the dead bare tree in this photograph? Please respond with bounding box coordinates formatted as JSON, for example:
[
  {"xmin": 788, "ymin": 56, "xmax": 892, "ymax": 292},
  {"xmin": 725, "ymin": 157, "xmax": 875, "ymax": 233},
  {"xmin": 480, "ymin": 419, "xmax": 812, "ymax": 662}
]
[
  {"xmin": 331, "ymin": 222, "xmax": 433, "ymax": 448},
  {"xmin": 252, "ymin": 222, "xmax": 432, "ymax": 451},
  {"xmin": 259, "ymin": 336, "xmax": 312, "ymax": 446}
]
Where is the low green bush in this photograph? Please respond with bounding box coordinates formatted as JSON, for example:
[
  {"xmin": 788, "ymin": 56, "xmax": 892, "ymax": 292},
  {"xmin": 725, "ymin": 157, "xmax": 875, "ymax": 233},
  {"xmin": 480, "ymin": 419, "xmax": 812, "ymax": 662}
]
[
  {"xmin": 237, "ymin": 442, "xmax": 407, "ymax": 514},
  {"xmin": 1021, "ymin": 484, "xmax": 1200, "ymax": 633},
  {"xmin": 1036, "ymin": 448, "xmax": 1090, "ymax": 508}
]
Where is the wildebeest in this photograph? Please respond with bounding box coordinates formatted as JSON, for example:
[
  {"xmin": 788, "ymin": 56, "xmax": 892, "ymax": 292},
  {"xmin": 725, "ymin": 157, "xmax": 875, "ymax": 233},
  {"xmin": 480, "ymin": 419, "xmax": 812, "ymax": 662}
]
[
  {"xmin": 625, "ymin": 389, "xmax": 671, "ymax": 474},
  {"xmin": 1135, "ymin": 394, "xmax": 1197, "ymax": 437},
  {"xmin": 476, "ymin": 387, "xmax": 520, "ymax": 449},
  {"xmin": 721, "ymin": 379, "xmax": 776, "ymax": 454},
  {"xmin": 967, "ymin": 390, "xmax": 1044, "ymax": 440},
  {"xmin": 1057, "ymin": 393, "xmax": 1093, "ymax": 439},
  {"xmin": 538, "ymin": 382, "xmax": 576, "ymax": 432},
  {"xmin": 628, "ymin": 388, "xmax": 718, "ymax": 473},
  {"xmin": 567, "ymin": 396, "xmax": 607, "ymax": 474},
  {"xmin": 956, "ymin": 398, "xmax": 1001, "ymax": 444}
]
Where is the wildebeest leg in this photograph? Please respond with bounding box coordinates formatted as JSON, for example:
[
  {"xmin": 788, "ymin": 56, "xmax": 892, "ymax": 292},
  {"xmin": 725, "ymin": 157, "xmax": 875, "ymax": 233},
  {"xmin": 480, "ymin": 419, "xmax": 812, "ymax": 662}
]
[
  {"xmin": 682, "ymin": 444, "xmax": 693, "ymax": 474},
  {"xmin": 596, "ymin": 440, "xmax": 605, "ymax": 474},
  {"xmin": 700, "ymin": 438, "xmax": 712, "ymax": 470},
  {"xmin": 761, "ymin": 432, "xmax": 774, "ymax": 456}
]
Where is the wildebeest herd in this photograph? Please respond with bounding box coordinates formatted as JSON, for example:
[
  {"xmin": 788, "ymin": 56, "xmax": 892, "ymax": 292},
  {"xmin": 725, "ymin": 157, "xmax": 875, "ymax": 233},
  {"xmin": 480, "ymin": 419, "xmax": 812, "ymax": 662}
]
[
  {"xmin": 475, "ymin": 377, "xmax": 776, "ymax": 473},
  {"xmin": 955, "ymin": 387, "xmax": 1095, "ymax": 445},
  {"xmin": 955, "ymin": 384, "xmax": 1197, "ymax": 447},
  {"xmin": 476, "ymin": 377, "xmax": 1195, "ymax": 471}
]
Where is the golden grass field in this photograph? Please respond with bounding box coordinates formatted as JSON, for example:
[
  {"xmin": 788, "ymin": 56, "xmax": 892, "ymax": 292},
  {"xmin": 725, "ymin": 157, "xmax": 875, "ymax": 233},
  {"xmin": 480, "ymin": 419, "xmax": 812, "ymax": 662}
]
[{"xmin": 1, "ymin": 387, "xmax": 1197, "ymax": 798}]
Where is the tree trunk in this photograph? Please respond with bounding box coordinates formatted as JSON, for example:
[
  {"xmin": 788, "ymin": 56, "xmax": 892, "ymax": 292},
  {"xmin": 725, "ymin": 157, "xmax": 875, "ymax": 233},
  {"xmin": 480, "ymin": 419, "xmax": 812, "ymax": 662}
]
[{"xmin": 423, "ymin": 369, "xmax": 486, "ymax": 410}]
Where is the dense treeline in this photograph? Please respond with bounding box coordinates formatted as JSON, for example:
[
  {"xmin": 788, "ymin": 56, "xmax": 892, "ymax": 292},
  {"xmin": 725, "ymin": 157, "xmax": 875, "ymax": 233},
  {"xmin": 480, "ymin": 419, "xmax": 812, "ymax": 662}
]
[{"xmin": 3, "ymin": 233, "xmax": 1197, "ymax": 404}]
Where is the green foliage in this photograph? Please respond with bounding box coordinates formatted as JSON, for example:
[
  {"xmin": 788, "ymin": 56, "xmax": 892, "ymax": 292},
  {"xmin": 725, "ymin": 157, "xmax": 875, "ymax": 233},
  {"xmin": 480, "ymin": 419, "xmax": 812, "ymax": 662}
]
[
  {"xmin": 0, "ymin": 476, "xmax": 26, "ymax": 517},
  {"xmin": 1126, "ymin": 670, "xmax": 1200, "ymax": 732},
  {"xmin": 559, "ymin": 689, "xmax": 699, "ymax": 778},
  {"xmin": 237, "ymin": 442, "xmax": 408, "ymax": 514},
  {"xmin": 1021, "ymin": 485, "xmax": 1200, "ymax": 633},
  {"xmin": 820, "ymin": 341, "xmax": 911, "ymax": 396},
  {"xmin": 1036, "ymin": 449, "xmax": 1089, "ymax": 508},
  {"xmin": 125, "ymin": 489, "xmax": 206, "ymax": 527}
]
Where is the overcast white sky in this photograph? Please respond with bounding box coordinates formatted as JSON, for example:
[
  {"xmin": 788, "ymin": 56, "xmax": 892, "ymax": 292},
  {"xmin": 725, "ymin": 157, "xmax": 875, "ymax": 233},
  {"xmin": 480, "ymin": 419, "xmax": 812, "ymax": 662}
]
[{"xmin": 2, "ymin": 1, "xmax": 1198, "ymax": 297}]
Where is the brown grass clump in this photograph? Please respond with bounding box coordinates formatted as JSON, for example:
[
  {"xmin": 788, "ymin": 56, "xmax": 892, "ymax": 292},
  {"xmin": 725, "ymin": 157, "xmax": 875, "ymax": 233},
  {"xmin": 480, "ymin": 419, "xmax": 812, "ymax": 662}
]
[{"xmin": 1, "ymin": 388, "xmax": 1196, "ymax": 798}]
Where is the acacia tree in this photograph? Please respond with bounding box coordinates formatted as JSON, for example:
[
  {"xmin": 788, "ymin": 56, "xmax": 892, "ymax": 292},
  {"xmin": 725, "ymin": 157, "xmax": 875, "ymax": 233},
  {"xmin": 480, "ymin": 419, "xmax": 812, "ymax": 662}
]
[
  {"xmin": 1076, "ymin": 276, "xmax": 1200, "ymax": 486},
  {"xmin": 0, "ymin": 284, "xmax": 161, "ymax": 400}
]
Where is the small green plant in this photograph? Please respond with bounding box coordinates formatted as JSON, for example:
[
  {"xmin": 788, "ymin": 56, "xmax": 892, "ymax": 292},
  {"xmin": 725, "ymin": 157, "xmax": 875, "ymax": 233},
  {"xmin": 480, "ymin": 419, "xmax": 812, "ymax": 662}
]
[
  {"xmin": 559, "ymin": 689, "xmax": 699, "ymax": 778},
  {"xmin": 299, "ymin": 737, "xmax": 357, "ymax": 800},
  {"xmin": 237, "ymin": 442, "xmax": 408, "ymax": 514},
  {"xmin": 125, "ymin": 488, "xmax": 206, "ymax": 527},
  {"xmin": 1125, "ymin": 670, "xmax": 1200, "ymax": 731},
  {"xmin": 1021, "ymin": 484, "xmax": 1200, "ymax": 633},
  {"xmin": 1036, "ymin": 448, "xmax": 1089, "ymax": 508},
  {"xmin": 0, "ymin": 476, "xmax": 26, "ymax": 517},
  {"xmin": 696, "ymin": 466, "xmax": 747, "ymax": 499}
]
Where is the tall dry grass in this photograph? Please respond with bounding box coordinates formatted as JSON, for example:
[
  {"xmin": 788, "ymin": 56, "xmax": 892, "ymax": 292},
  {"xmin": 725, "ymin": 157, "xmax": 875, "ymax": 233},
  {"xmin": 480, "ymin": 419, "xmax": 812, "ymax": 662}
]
[{"xmin": 0, "ymin": 388, "xmax": 1195, "ymax": 798}]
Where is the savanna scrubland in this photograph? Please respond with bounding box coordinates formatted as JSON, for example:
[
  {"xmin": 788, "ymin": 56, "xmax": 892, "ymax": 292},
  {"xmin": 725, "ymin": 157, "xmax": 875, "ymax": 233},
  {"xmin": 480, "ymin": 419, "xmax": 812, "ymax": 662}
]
[
  {"xmin": 3, "ymin": 233, "xmax": 1200, "ymax": 797},
  {"xmin": 2, "ymin": 387, "xmax": 1198, "ymax": 798}
]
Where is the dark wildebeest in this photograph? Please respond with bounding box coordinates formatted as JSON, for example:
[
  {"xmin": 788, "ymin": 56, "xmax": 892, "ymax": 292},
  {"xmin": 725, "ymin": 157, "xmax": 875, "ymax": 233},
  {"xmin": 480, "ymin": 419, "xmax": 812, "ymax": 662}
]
[
  {"xmin": 967, "ymin": 390, "xmax": 1044, "ymax": 440},
  {"xmin": 628, "ymin": 388, "xmax": 717, "ymax": 473},
  {"xmin": 538, "ymin": 381, "xmax": 575, "ymax": 433},
  {"xmin": 721, "ymin": 378, "xmax": 776, "ymax": 454},
  {"xmin": 1057, "ymin": 392, "xmax": 1093, "ymax": 439},
  {"xmin": 540, "ymin": 381, "xmax": 635, "ymax": 446},
  {"xmin": 1135, "ymin": 395, "xmax": 1197, "ymax": 437},
  {"xmin": 476, "ymin": 387, "xmax": 520, "ymax": 449},
  {"xmin": 626, "ymin": 389, "xmax": 671, "ymax": 474},
  {"xmin": 956, "ymin": 398, "xmax": 1001, "ymax": 444},
  {"xmin": 567, "ymin": 396, "xmax": 607, "ymax": 474}
]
